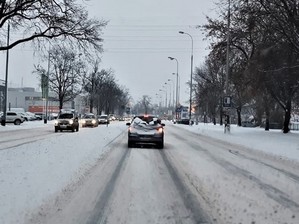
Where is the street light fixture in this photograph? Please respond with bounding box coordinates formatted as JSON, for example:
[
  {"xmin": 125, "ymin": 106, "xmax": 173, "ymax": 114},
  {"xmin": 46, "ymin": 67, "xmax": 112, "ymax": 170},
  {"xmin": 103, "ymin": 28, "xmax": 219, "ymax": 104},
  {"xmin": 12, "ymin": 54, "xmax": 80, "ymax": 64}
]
[
  {"xmin": 159, "ymin": 89, "xmax": 167, "ymax": 108},
  {"xmin": 168, "ymin": 57, "xmax": 179, "ymax": 115},
  {"xmin": 179, "ymin": 31, "xmax": 194, "ymax": 125},
  {"xmin": 168, "ymin": 78, "xmax": 175, "ymax": 110}
]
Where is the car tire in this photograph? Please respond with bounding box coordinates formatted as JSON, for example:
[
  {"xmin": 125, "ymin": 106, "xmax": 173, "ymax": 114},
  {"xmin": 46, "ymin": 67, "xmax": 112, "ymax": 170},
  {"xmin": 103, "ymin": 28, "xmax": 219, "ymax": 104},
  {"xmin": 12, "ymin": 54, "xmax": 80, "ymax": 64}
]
[
  {"xmin": 55, "ymin": 127, "xmax": 58, "ymax": 132},
  {"xmin": 76, "ymin": 126, "xmax": 79, "ymax": 132},
  {"xmin": 128, "ymin": 140, "xmax": 134, "ymax": 148},
  {"xmin": 14, "ymin": 119, "xmax": 21, "ymax": 125},
  {"xmin": 157, "ymin": 141, "xmax": 164, "ymax": 149}
]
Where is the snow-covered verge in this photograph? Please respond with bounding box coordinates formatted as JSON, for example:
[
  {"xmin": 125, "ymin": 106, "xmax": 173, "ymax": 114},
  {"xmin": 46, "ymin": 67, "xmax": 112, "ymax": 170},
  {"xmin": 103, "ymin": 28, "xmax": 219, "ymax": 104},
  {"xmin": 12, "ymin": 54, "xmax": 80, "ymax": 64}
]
[
  {"xmin": 173, "ymin": 122, "xmax": 299, "ymax": 162},
  {"xmin": 0, "ymin": 121, "xmax": 128, "ymax": 224}
]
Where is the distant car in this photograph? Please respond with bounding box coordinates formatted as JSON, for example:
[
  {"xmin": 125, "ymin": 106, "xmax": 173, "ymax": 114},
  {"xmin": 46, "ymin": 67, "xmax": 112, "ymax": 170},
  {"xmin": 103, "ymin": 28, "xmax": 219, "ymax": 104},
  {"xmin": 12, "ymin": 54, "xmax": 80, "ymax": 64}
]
[
  {"xmin": 34, "ymin": 112, "xmax": 44, "ymax": 120},
  {"xmin": 126, "ymin": 115, "xmax": 165, "ymax": 149},
  {"xmin": 81, "ymin": 113, "xmax": 98, "ymax": 127},
  {"xmin": 0, "ymin": 111, "xmax": 25, "ymax": 125},
  {"xmin": 98, "ymin": 115, "xmax": 110, "ymax": 125},
  {"xmin": 54, "ymin": 111, "xmax": 79, "ymax": 132},
  {"xmin": 241, "ymin": 121, "xmax": 258, "ymax": 127}
]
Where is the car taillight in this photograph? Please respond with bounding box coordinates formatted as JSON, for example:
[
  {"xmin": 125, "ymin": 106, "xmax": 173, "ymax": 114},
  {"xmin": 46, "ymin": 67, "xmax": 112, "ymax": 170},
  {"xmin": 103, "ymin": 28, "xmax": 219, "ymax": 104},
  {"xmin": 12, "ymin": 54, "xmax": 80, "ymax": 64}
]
[{"xmin": 157, "ymin": 127, "xmax": 163, "ymax": 133}]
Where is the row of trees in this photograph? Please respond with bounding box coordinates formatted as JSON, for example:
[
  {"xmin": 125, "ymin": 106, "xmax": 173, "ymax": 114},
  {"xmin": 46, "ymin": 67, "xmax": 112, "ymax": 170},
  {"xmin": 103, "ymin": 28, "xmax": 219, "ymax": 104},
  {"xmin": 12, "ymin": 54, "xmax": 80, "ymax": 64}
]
[
  {"xmin": 194, "ymin": 0, "xmax": 299, "ymax": 133},
  {"xmin": 34, "ymin": 46, "xmax": 131, "ymax": 114},
  {"xmin": 0, "ymin": 0, "xmax": 130, "ymax": 115}
]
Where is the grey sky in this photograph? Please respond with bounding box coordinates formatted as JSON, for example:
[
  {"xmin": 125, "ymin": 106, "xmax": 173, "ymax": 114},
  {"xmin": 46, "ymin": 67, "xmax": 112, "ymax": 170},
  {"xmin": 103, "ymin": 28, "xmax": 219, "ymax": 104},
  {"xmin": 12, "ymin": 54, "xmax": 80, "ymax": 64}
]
[{"xmin": 0, "ymin": 0, "xmax": 218, "ymax": 106}]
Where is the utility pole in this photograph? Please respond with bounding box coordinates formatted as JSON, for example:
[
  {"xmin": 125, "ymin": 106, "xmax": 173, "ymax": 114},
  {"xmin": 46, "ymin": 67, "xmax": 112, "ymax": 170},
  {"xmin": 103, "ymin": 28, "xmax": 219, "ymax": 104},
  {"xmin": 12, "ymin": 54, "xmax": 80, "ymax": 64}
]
[{"xmin": 1, "ymin": 23, "xmax": 10, "ymax": 126}]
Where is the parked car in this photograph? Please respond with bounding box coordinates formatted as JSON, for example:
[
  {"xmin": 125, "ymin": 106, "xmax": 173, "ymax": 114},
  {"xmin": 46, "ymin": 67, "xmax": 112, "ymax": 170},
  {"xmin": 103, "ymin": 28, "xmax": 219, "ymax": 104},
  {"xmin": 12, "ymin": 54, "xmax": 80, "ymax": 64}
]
[
  {"xmin": 81, "ymin": 113, "xmax": 98, "ymax": 127},
  {"xmin": 0, "ymin": 111, "xmax": 25, "ymax": 125},
  {"xmin": 54, "ymin": 111, "xmax": 79, "ymax": 132},
  {"xmin": 98, "ymin": 114, "xmax": 110, "ymax": 125},
  {"xmin": 241, "ymin": 121, "xmax": 258, "ymax": 127},
  {"xmin": 126, "ymin": 115, "xmax": 165, "ymax": 149}
]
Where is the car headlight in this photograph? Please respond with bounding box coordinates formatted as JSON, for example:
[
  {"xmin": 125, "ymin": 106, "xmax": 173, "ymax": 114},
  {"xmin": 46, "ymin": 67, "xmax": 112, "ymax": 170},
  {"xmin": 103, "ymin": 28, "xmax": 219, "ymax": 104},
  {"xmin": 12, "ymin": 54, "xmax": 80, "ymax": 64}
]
[
  {"xmin": 92, "ymin": 120, "xmax": 96, "ymax": 124},
  {"xmin": 54, "ymin": 120, "xmax": 58, "ymax": 126},
  {"xmin": 69, "ymin": 120, "xmax": 74, "ymax": 125},
  {"xmin": 128, "ymin": 127, "xmax": 137, "ymax": 135},
  {"xmin": 81, "ymin": 120, "xmax": 86, "ymax": 124}
]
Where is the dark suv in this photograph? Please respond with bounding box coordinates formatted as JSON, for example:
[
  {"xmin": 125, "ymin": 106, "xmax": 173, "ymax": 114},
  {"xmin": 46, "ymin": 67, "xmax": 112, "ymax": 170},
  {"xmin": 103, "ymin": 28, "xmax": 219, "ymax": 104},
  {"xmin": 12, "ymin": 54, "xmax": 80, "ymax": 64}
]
[{"xmin": 54, "ymin": 112, "xmax": 79, "ymax": 132}]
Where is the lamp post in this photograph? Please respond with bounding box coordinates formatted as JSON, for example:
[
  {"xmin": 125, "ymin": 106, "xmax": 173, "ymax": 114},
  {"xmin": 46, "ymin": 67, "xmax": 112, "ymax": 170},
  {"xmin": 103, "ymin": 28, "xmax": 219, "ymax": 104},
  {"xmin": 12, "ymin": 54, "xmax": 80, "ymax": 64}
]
[
  {"xmin": 168, "ymin": 78, "xmax": 175, "ymax": 110},
  {"xmin": 168, "ymin": 57, "xmax": 179, "ymax": 118},
  {"xmin": 1, "ymin": 23, "xmax": 10, "ymax": 126},
  {"xmin": 179, "ymin": 31, "xmax": 194, "ymax": 125},
  {"xmin": 159, "ymin": 89, "xmax": 167, "ymax": 108}
]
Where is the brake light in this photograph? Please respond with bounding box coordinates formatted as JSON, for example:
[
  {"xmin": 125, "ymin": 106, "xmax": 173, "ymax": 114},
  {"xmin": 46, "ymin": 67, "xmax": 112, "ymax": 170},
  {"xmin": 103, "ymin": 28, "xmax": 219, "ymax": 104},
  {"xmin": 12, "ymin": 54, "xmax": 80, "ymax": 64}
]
[{"xmin": 157, "ymin": 127, "xmax": 163, "ymax": 133}]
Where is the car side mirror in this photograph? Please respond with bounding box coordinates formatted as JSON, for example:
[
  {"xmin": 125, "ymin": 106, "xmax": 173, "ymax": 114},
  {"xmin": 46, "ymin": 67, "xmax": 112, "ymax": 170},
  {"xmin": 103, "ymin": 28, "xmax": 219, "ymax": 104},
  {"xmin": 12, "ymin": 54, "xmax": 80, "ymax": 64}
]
[
  {"xmin": 161, "ymin": 123, "xmax": 165, "ymax": 126},
  {"xmin": 126, "ymin": 122, "xmax": 131, "ymax": 126}
]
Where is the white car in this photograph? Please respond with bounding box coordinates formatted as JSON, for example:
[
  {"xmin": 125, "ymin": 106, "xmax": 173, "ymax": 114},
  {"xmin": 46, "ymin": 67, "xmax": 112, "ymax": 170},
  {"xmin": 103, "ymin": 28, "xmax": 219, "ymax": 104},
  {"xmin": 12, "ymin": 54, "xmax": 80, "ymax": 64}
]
[{"xmin": 0, "ymin": 111, "xmax": 25, "ymax": 125}]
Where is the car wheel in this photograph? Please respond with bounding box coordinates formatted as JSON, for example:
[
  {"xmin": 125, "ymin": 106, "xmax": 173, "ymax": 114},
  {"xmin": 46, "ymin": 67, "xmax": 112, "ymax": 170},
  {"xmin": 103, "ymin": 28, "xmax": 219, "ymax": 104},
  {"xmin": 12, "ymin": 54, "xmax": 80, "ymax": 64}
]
[
  {"xmin": 128, "ymin": 140, "xmax": 134, "ymax": 148},
  {"xmin": 76, "ymin": 126, "xmax": 79, "ymax": 132},
  {"xmin": 157, "ymin": 141, "xmax": 164, "ymax": 149},
  {"xmin": 55, "ymin": 127, "xmax": 58, "ymax": 132},
  {"xmin": 14, "ymin": 119, "xmax": 21, "ymax": 125}
]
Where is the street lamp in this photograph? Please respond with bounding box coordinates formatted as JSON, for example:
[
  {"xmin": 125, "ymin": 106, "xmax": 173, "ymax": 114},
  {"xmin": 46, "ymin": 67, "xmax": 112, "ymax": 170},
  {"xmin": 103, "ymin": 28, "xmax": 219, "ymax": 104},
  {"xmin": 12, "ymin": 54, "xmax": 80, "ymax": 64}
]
[
  {"xmin": 168, "ymin": 78, "xmax": 175, "ymax": 110},
  {"xmin": 159, "ymin": 89, "xmax": 167, "ymax": 108},
  {"xmin": 1, "ymin": 23, "xmax": 10, "ymax": 126},
  {"xmin": 168, "ymin": 57, "xmax": 179, "ymax": 115},
  {"xmin": 179, "ymin": 31, "xmax": 194, "ymax": 125}
]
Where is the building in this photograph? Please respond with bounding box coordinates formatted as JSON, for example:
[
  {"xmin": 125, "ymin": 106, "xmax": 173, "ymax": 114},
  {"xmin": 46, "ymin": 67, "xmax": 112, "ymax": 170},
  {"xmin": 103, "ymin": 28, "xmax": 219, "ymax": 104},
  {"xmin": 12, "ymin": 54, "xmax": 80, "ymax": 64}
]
[{"xmin": 0, "ymin": 85, "xmax": 87, "ymax": 115}]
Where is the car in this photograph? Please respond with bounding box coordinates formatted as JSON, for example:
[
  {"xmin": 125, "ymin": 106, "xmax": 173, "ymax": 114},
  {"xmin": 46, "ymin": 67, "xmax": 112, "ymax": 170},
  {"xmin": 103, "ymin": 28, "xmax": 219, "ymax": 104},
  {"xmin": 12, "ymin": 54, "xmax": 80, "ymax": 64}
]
[
  {"xmin": 54, "ymin": 111, "xmax": 79, "ymax": 132},
  {"xmin": 98, "ymin": 114, "xmax": 110, "ymax": 125},
  {"xmin": 241, "ymin": 121, "xmax": 258, "ymax": 127},
  {"xmin": 126, "ymin": 115, "xmax": 165, "ymax": 149},
  {"xmin": 0, "ymin": 111, "xmax": 25, "ymax": 125},
  {"xmin": 81, "ymin": 113, "xmax": 98, "ymax": 127}
]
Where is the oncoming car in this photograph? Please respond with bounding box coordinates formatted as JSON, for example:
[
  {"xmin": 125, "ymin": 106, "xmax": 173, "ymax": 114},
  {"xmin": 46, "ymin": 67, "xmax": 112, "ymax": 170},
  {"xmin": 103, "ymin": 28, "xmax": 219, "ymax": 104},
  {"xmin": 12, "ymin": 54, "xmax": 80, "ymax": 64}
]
[
  {"xmin": 54, "ymin": 111, "xmax": 79, "ymax": 132},
  {"xmin": 126, "ymin": 115, "xmax": 165, "ymax": 149},
  {"xmin": 81, "ymin": 113, "xmax": 98, "ymax": 127},
  {"xmin": 98, "ymin": 114, "xmax": 109, "ymax": 125}
]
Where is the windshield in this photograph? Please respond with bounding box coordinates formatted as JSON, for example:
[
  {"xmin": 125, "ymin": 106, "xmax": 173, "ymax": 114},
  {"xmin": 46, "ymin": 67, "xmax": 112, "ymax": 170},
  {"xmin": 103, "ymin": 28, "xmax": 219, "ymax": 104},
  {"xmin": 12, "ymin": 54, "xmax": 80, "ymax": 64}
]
[
  {"xmin": 84, "ymin": 114, "xmax": 95, "ymax": 119},
  {"xmin": 58, "ymin": 113, "xmax": 74, "ymax": 119},
  {"xmin": 1, "ymin": 1, "xmax": 299, "ymax": 224}
]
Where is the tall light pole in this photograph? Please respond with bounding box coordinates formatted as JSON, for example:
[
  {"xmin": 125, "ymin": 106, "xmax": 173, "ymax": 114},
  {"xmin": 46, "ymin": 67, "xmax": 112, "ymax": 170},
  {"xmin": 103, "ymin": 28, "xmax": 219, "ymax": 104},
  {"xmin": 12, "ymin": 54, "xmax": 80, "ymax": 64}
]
[
  {"xmin": 159, "ymin": 89, "xmax": 167, "ymax": 108},
  {"xmin": 168, "ymin": 57, "xmax": 179, "ymax": 118},
  {"xmin": 179, "ymin": 31, "xmax": 194, "ymax": 125},
  {"xmin": 226, "ymin": 0, "xmax": 231, "ymax": 94},
  {"xmin": 168, "ymin": 78, "xmax": 175, "ymax": 110},
  {"xmin": 1, "ymin": 23, "xmax": 10, "ymax": 126}
]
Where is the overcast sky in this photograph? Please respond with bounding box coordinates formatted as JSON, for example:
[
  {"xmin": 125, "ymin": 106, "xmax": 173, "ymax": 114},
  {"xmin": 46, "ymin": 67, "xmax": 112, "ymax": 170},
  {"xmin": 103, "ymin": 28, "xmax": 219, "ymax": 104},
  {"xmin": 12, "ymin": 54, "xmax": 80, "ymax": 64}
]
[{"xmin": 0, "ymin": 0, "xmax": 218, "ymax": 106}]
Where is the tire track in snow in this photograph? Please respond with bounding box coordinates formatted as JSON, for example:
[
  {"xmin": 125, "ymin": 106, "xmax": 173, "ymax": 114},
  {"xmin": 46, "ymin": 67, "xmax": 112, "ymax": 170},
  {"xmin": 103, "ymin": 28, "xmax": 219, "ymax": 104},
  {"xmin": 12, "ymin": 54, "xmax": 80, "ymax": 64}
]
[
  {"xmin": 86, "ymin": 147, "xmax": 131, "ymax": 224},
  {"xmin": 159, "ymin": 149, "xmax": 211, "ymax": 224},
  {"xmin": 170, "ymin": 130, "xmax": 299, "ymax": 213}
]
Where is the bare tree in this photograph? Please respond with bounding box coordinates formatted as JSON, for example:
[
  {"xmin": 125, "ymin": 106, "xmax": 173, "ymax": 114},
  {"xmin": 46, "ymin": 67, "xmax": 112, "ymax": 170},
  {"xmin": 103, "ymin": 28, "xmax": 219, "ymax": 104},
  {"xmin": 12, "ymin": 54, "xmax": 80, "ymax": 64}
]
[
  {"xmin": 0, "ymin": 0, "xmax": 107, "ymax": 52},
  {"xmin": 34, "ymin": 45, "xmax": 84, "ymax": 109}
]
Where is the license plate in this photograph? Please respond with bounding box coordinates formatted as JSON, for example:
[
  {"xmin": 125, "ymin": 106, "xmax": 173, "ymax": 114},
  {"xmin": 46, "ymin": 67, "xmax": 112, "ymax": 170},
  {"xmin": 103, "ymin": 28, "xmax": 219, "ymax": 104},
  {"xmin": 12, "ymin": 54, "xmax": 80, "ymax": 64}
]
[{"xmin": 60, "ymin": 125, "xmax": 67, "ymax": 128}]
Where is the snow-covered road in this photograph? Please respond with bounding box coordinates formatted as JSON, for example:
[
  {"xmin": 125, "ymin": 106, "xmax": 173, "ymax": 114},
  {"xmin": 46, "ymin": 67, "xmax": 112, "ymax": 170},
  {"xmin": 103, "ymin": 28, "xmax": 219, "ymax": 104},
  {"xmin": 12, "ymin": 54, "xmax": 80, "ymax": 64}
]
[{"xmin": 1, "ymin": 121, "xmax": 299, "ymax": 224}]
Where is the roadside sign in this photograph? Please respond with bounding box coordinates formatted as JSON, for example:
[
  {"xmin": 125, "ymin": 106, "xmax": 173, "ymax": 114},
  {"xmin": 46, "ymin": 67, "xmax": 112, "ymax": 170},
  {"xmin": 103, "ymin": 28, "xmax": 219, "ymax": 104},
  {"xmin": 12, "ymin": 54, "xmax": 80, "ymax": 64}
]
[{"xmin": 223, "ymin": 96, "xmax": 232, "ymax": 108}]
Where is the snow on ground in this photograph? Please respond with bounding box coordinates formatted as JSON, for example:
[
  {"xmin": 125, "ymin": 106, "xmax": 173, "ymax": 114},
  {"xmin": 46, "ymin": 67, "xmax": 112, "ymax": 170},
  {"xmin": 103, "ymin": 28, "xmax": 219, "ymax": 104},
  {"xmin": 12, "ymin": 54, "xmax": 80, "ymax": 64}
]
[
  {"xmin": 0, "ymin": 121, "xmax": 128, "ymax": 224},
  {"xmin": 173, "ymin": 122, "xmax": 299, "ymax": 162},
  {"xmin": 1, "ymin": 120, "xmax": 299, "ymax": 223}
]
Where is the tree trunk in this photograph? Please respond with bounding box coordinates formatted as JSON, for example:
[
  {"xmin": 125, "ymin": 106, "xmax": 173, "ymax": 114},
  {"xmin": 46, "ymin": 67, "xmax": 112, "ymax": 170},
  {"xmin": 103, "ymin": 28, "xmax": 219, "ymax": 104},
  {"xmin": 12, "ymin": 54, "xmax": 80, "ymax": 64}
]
[
  {"xmin": 265, "ymin": 106, "xmax": 270, "ymax": 131},
  {"xmin": 220, "ymin": 106, "xmax": 223, "ymax": 126},
  {"xmin": 237, "ymin": 107, "xmax": 241, "ymax": 126},
  {"xmin": 283, "ymin": 100, "xmax": 291, "ymax": 133},
  {"xmin": 59, "ymin": 98, "xmax": 63, "ymax": 110}
]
